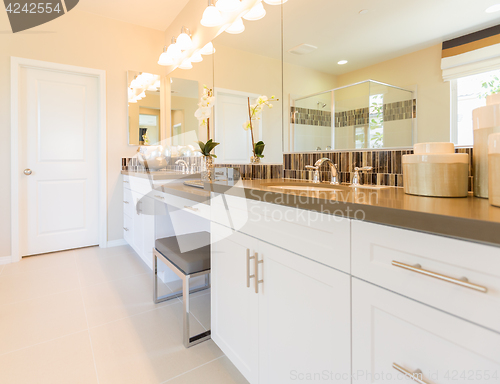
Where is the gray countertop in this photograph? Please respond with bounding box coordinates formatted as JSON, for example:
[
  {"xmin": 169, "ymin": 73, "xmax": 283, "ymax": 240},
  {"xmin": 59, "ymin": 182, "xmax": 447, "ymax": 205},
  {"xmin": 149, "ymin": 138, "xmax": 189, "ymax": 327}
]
[{"xmin": 204, "ymin": 179, "xmax": 500, "ymax": 248}]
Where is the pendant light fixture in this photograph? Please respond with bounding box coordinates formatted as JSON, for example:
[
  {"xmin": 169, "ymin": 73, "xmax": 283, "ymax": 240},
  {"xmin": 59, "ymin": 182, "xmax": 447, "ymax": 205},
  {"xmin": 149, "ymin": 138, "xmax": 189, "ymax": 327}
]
[
  {"xmin": 263, "ymin": 0, "xmax": 287, "ymax": 4},
  {"xmin": 243, "ymin": 0, "xmax": 266, "ymax": 21},
  {"xmin": 201, "ymin": 0, "xmax": 223, "ymax": 27},
  {"xmin": 200, "ymin": 41, "xmax": 216, "ymax": 55},
  {"xmin": 179, "ymin": 58, "xmax": 193, "ymax": 70},
  {"xmin": 225, "ymin": 17, "xmax": 245, "ymax": 34},
  {"xmin": 216, "ymin": 0, "xmax": 240, "ymax": 13},
  {"xmin": 190, "ymin": 50, "xmax": 204, "ymax": 63},
  {"xmin": 166, "ymin": 37, "xmax": 182, "ymax": 62},
  {"xmin": 177, "ymin": 26, "xmax": 193, "ymax": 51}
]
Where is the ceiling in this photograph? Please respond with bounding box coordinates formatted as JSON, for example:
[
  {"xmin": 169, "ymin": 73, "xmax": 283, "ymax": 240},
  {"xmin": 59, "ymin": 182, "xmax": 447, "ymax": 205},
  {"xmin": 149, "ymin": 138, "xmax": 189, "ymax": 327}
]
[
  {"xmin": 76, "ymin": 0, "xmax": 500, "ymax": 75},
  {"xmin": 76, "ymin": 0, "xmax": 190, "ymax": 31},
  {"xmin": 216, "ymin": 0, "xmax": 500, "ymax": 75}
]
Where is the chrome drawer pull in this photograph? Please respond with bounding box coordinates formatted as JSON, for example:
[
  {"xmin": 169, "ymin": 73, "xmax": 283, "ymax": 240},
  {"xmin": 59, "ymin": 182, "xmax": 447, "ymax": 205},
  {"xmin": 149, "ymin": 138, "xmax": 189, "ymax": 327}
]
[
  {"xmin": 124, "ymin": 201, "xmax": 129, "ymax": 204},
  {"xmin": 184, "ymin": 206, "xmax": 199, "ymax": 212},
  {"xmin": 392, "ymin": 261, "xmax": 488, "ymax": 293},
  {"xmin": 154, "ymin": 195, "xmax": 165, "ymax": 200},
  {"xmin": 123, "ymin": 227, "xmax": 129, "ymax": 232},
  {"xmin": 123, "ymin": 181, "xmax": 129, "ymax": 184},
  {"xmin": 247, "ymin": 249, "xmax": 255, "ymax": 288},
  {"xmin": 393, "ymin": 363, "xmax": 428, "ymax": 384},
  {"xmin": 254, "ymin": 252, "xmax": 264, "ymax": 294}
]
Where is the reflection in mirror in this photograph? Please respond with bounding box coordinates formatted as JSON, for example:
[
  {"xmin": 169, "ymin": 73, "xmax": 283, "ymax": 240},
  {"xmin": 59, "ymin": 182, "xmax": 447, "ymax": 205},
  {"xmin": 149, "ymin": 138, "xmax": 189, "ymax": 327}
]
[
  {"xmin": 284, "ymin": 0, "xmax": 500, "ymax": 152},
  {"xmin": 127, "ymin": 70, "xmax": 162, "ymax": 146},
  {"xmin": 213, "ymin": 2, "xmax": 283, "ymax": 164},
  {"xmin": 170, "ymin": 78, "xmax": 199, "ymax": 146}
]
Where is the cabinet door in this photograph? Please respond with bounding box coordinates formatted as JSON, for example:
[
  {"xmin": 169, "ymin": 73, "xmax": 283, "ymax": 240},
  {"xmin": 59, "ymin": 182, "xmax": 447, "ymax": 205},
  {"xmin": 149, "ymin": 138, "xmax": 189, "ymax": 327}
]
[
  {"xmin": 132, "ymin": 192, "xmax": 144, "ymax": 256},
  {"xmin": 352, "ymin": 278, "xmax": 500, "ymax": 384},
  {"xmin": 259, "ymin": 241, "xmax": 351, "ymax": 384},
  {"xmin": 211, "ymin": 223, "xmax": 260, "ymax": 384}
]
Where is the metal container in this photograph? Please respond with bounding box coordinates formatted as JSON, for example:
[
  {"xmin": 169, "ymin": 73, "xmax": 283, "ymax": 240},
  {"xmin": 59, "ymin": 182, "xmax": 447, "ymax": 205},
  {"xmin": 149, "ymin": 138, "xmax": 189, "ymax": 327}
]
[
  {"xmin": 489, "ymin": 133, "xmax": 500, "ymax": 207},
  {"xmin": 402, "ymin": 143, "xmax": 469, "ymax": 198}
]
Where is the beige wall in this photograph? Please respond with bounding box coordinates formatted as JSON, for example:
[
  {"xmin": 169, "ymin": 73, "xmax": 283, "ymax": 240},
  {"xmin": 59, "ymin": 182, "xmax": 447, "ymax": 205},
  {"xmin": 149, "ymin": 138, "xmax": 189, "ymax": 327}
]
[
  {"xmin": 337, "ymin": 44, "xmax": 450, "ymax": 143},
  {"xmin": 0, "ymin": 10, "xmax": 165, "ymax": 257}
]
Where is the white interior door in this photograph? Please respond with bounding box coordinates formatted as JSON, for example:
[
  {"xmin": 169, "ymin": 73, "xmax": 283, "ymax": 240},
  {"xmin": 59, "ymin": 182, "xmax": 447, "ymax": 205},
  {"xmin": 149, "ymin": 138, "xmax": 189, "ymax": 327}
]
[
  {"xmin": 18, "ymin": 66, "xmax": 100, "ymax": 256},
  {"xmin": 214, "ymin": 89, "xmax": 260, "ymax": 163}
]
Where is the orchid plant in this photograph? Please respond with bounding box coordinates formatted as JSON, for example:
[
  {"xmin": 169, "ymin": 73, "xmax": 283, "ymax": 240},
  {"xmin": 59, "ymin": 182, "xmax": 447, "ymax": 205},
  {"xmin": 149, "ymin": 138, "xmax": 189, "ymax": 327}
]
[
  {"xmin": 243, "ymin": 95, "xmax": 278, "ymax": 161},
  {"xmin": 195, "ymin": 85, "xmax": 215, "ymax": 132}
]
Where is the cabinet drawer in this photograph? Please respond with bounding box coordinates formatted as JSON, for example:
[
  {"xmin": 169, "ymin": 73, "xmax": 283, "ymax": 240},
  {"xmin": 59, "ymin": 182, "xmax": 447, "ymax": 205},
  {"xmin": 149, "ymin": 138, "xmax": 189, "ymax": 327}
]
[
  {"xmin": 153, "ymin": 191, "xmax": 210, "ymax": 221},
  {"xmin": 352, "ymin": 220, "xmax": 500, "ymax": 332},
  {"xmin": 352, "ymin": 279, "xmax": 500, "ymax": 384},
  {"xmin": 123, "ymin": 175, "xmax": 131, "ymax": 190},
  {"xmin": 123, "ymin": 214, "xmax": 133, "ymax": 245},
  {"xmin": 123, "ymin": 187, "xmax": 134, "ymax": 218},
  {"xmin": 212, "ymin": 193, "xmax": 351, "ymax": 273}
]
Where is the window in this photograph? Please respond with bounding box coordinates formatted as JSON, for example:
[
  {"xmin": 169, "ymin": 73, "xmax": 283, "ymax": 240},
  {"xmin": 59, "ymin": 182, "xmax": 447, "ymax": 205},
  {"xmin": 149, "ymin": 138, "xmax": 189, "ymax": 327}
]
[{"xmin": 451, "ymin": 69, "xmax": 500, "ymax": 146}]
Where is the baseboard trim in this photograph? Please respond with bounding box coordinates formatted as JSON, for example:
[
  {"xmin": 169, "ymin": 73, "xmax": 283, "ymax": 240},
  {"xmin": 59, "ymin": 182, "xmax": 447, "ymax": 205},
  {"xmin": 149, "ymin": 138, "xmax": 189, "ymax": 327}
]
[
  {"xmin": 0, "ymin": 256, "xmax": 12, "ymax": 265},
  {"xmin": 106, "ymin": 239, "xmax": 128, "ymax": 248}
]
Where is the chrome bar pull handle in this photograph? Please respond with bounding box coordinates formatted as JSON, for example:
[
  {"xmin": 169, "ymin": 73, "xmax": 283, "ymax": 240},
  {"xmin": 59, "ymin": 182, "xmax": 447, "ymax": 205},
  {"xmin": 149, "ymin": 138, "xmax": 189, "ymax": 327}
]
[
  {"xmin": 184, "ymin": 206, "xmax": 199, "ymax": 212},
  {"xmin": 247, "ymin": 249, "xmax": 255, "ymax": 288},
  {"xmin": 393, "ymin": 363, "xmax": 428, "ymax": 384},
  {"xmin": 392, "ymin": 261, "xmax": 488, "ymax": 293},
  {"xmin": 254, "ymin": 252, "xmax": 264, "ymax": 294}
]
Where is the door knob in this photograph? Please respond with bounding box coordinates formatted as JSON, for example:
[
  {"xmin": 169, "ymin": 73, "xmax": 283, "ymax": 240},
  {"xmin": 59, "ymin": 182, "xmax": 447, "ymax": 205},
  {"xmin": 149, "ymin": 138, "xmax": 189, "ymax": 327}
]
[{"xmin": 24, "ymin": 169, "xmax": 32, "ymax": 176}]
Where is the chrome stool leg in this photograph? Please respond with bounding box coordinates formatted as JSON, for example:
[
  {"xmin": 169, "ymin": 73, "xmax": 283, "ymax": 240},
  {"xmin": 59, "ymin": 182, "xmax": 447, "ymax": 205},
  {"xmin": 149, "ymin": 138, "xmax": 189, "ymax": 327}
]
[{"xmin": 153, "ymin": 248, "xmax": 211, "ymax": 348}]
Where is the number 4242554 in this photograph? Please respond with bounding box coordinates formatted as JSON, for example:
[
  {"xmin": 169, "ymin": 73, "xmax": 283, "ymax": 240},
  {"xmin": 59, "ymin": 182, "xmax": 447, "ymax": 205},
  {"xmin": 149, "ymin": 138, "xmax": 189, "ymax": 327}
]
[{"xmin": 5, "ymin": 3, "xmax": 63, "ymax": 14}]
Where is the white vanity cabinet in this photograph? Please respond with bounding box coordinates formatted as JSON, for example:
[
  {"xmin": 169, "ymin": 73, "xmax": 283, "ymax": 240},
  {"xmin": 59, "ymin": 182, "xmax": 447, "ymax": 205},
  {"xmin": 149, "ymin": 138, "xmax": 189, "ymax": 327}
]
[
  {"xmin": 123, "ymin": 177, "xmax": 155, "ymax": 268},
  {"xmin": 352, "ymin": 279, "xmax": 500, "ymax": 384},
  {"xmin": 211, "ymin": 222, "xmax": 351, "ymax": 384}
]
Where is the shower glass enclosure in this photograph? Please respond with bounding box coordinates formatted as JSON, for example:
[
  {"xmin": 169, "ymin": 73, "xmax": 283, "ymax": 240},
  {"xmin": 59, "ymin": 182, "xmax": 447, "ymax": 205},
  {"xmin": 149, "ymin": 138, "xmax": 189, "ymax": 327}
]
[{"xmin": 290, "ymin": 80, "xmax": 414, "ymax": 152}]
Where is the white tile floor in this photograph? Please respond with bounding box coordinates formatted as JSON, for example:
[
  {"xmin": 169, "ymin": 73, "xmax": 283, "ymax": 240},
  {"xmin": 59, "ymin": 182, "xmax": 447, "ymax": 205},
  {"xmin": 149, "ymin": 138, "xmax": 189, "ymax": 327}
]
[{"xmin": 0, "ymin": 245, "xmax": 248, "ymax": 384}]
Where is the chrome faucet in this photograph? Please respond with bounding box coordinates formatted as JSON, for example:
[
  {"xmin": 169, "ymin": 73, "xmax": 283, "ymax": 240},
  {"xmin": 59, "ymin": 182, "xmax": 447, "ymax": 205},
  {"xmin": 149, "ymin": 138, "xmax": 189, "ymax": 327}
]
[
  {"xmin": 175, "ymin": 159, "xmax": 189, "ymax": 174},
  {"xmin": 352, "ymin": 166, "xmax": 373, "ymax": 186},
  {"xmin": 306, "ymin": 158, "xmax": 340, "ymax": 185}
]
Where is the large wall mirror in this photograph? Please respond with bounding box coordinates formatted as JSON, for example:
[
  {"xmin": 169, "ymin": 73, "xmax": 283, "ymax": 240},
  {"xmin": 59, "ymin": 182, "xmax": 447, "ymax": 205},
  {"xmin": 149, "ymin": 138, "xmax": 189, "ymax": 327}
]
[
  {"xmin": 283, "ymin": 0, "xmax": 500, "ymax": 152},
  {"xmin": 127, "ymin": 70, "xmax": 163, "ymax": 146},
  {"xmin": 212, "ymin": 3, "xmax": 283, "ymax": 164}
]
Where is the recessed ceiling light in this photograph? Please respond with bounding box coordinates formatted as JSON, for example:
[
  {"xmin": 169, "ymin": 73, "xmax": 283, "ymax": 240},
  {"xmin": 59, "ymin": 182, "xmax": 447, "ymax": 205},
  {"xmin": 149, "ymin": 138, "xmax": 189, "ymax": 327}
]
[
  {"xmin": 359, "ymin": 9, "xmax": 369, "ymax": 15},
  {"xmin": 486, "ymin": 4, "xmax": 500, "ymax": 13},
  {"xmin": 338, "ymin": 60, "xmax": 348, "ymax": 65}
]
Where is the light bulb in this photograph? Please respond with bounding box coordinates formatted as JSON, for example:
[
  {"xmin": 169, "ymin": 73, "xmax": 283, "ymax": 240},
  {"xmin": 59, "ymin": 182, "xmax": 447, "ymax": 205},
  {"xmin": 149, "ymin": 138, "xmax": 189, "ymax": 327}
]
[
  {"xmin": 216, "ymin": 0, "xmax": 240, "ymax": 13},
  {"xmin": 263, "ymin": 0, "xmax": 288, "ymax": 4},
  {"xmin": 200, "ymin": 41, "xmax": 216, "ymax": 55},
  {"xmin": 243, "ymin": 1, "xmax": 266, "ymax": 20},
  {"xmin": 201, "ymin": 4, "xmax": 223, "ymax": 27},
  {"xmin": 177, "ymin": 27, "xmax": 193, "ymax": 51},
  {"xmin": 179, "ymin": 59, "xmax": 193, "ymax": 70},
  {"xmin": 225, "ymin": 17, "xmax": 245, "ymax": 34},
  {"xmin": 190, "ymin": 51, "xmax": 204, "ymax": 63}
]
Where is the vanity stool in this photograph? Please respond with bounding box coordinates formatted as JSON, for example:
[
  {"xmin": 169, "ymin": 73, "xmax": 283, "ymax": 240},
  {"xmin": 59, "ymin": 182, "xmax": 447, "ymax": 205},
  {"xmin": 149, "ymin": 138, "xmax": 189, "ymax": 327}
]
[{"xmin": 153, "ymin": 232, "xmax": 211, "ymax": 348}]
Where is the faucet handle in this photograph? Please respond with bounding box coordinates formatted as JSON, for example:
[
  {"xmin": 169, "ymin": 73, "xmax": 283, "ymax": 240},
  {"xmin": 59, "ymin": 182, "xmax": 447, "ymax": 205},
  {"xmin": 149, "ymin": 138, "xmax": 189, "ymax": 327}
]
[{"xmin": 305, "ymin": 165, "xmax": 320, "ymax": 183}]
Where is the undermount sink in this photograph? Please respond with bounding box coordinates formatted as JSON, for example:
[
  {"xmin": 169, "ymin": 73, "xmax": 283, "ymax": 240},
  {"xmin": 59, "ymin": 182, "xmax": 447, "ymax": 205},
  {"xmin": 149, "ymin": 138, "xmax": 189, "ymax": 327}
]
[
  {"xmin": 263, "ymin": 182, "xmax": 392, "ymax": 192},
  {"xmin": 263, "ymin": 183, "xmax": 345, "ymax": 192}
]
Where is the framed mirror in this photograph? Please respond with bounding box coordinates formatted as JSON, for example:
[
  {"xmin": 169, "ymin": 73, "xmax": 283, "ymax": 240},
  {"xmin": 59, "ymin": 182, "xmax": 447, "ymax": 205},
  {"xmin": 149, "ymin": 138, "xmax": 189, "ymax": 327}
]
[
  {"xmin": 283, "ymin": 0, "xmax": 500, "ymax": 152},
  {"xmin": 127, "ymin": 70, "xmax": 163, "ymax": 146}
]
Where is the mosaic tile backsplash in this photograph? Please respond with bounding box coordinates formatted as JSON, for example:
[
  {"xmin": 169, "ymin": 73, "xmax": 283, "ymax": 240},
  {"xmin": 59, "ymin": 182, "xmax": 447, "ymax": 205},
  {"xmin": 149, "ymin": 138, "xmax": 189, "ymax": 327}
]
[
  {"xmin": 283, "ymin": 147, "xmax": 473, "ymax": 190},
  {"xmin": 290, "ymin": 107, "xmax": 332, "ymax": 127},
  {"xmin": 122, "ymin": 157, "xmax": 283, "ymax": 181}
]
